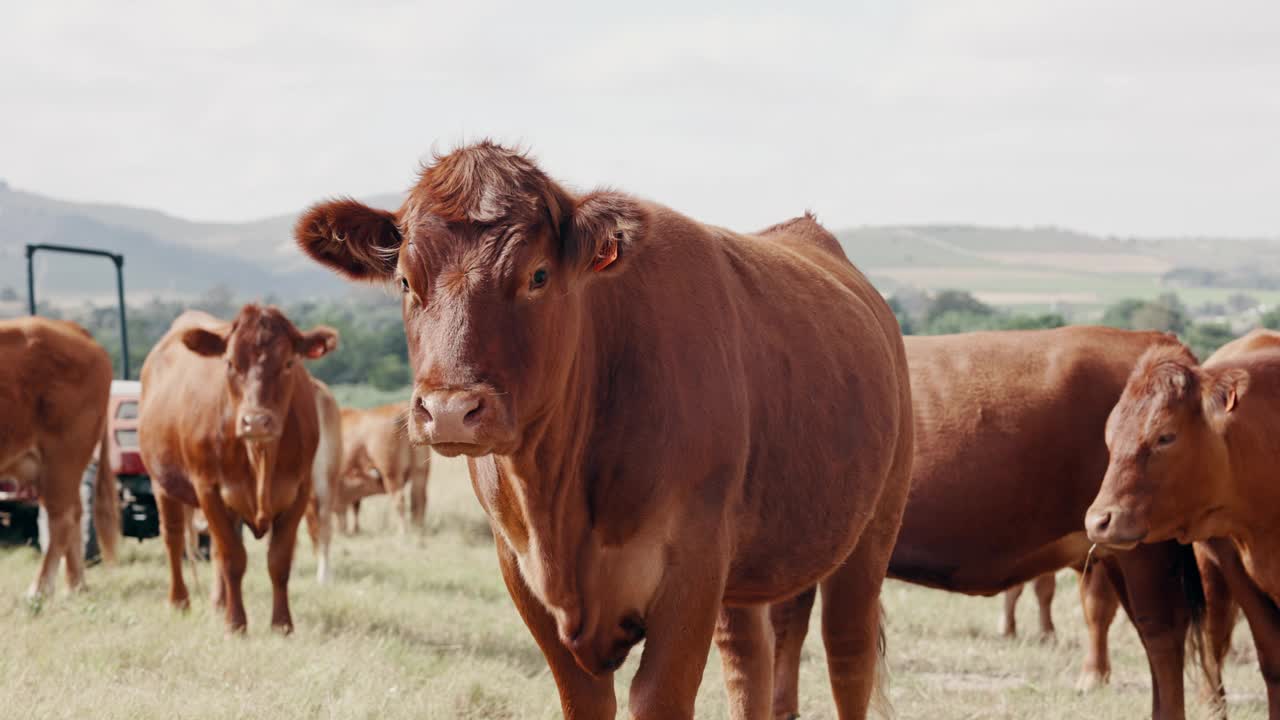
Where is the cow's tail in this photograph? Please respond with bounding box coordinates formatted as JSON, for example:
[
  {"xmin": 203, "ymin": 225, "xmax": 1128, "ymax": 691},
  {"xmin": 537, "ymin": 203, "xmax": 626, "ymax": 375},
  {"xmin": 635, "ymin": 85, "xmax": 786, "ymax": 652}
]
[
  {"xmin": 1176, "ymin": 542, "xmax": 1209, "ymax": 691},
  {"xmin": 93, "ymin": 424, "xmax": 120, "ymax": 564},
  {"xmin": 871, "ymin": 600, "xmax": 894, "ymax": 719}
]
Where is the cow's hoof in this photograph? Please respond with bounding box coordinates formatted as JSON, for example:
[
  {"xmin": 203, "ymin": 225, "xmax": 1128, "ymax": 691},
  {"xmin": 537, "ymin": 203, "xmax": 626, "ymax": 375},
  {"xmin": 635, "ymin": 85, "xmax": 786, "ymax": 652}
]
[
  {"xmin": 169, "ymin": 596, "xmax": 191, "ymax": 612},
  {"xmin": 1076, "ymin": 670, "xmax": 1108, "ymax": 692}
]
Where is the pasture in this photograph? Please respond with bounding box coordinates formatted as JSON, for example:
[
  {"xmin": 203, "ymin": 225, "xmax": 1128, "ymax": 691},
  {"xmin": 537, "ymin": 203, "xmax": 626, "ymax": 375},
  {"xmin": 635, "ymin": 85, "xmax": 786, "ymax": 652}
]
[{"xmin": 1, "ymin": 455, "xmax": 1268, "ymax": 719}]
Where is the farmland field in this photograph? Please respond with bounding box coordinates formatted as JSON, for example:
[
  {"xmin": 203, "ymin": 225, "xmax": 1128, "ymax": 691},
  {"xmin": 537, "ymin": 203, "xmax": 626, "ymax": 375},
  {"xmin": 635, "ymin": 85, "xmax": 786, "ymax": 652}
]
[{"xmin": 0, "ymin": 455, "xmax": 1269, "ymax": 719}]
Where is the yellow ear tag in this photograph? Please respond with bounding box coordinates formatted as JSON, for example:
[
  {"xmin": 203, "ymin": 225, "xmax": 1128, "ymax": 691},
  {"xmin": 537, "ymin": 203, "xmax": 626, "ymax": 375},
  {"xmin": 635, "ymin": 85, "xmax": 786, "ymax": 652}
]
[{"xmin": 592, "ymin": 236, "xmax": 618, "ymax": 272}]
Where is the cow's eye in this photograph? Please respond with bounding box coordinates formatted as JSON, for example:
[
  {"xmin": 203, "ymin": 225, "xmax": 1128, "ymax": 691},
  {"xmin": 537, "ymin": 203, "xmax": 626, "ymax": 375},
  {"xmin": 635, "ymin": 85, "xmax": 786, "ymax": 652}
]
[
  {"xmin": 399, "ymin": 277, "xmax": 410, "ymax": 294},
  {"xmin": 225, "ymin": 360, "xmax": 234, "ymax": 375},
  {"xmin": 530, "ymin": 268, "xmax": 549, "ymax": 290},
  {"xmin": 1156, "ymin": 433, "xmax": 1177, "ymax": 447},
  {"xmin": 285, "ymin": 359, "xmax": 295, "ymax": 371}
]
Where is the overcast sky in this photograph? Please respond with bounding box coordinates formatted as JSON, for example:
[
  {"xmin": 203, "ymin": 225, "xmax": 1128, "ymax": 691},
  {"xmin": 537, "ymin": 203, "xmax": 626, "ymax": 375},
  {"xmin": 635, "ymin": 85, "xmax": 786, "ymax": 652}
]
[{"xmin": 2, "ymin": 0, "xmax": 1277, "ymax": 236}]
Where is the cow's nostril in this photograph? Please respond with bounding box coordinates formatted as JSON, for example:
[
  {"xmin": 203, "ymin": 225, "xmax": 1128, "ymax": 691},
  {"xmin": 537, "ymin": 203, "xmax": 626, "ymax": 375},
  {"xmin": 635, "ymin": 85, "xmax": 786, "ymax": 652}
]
[
  {"xmin": 1088, "ymin": 510, "xmax": 1112, "ymax": 535},
  {"xmin": 464, "ymin": 398, "xmax": 485, "ymax": 425},
  {"xmin": 415, "ymin": 396, "xmax": 433, "ymax": 423}
]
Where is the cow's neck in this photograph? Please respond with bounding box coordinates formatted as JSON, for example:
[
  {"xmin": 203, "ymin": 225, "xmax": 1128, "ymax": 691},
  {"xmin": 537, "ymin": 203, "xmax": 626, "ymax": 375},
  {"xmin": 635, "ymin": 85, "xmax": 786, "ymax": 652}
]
[{"xmin": 488, "ymin": 289, "xmax": 656, "ymax": 621}]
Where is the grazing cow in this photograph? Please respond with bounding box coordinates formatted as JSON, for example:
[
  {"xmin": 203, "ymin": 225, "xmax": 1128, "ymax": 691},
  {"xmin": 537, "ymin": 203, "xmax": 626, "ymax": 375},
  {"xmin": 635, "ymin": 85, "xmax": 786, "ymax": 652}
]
[
  {"xmin": 773, "ymin": 327, "xmax": 1205, "ymax": 720},
  {"xmin": 138, "ymin": 306, "xmax": 337, "ymax": 633},
  {"xmin": 332, "ymin": 445, "xmax": 384, "ymax": 535},
  {"xmin": 337, "ymin": 404, "xmax": 431, "ymax": 535},
  {"xmin": 0, "ymin": 317, "xmax": 119, "ymax": 597},
  {"xmin": 1088, "ymin": 329, "xmax": 1280, "ymax": 717},
  {"xmin": 305, "ymin": 378, "xmax": 343, "ymax": 584},
  {"xmin": 296, "ymin": 141, "xmax": 913, "ymax": 719}
]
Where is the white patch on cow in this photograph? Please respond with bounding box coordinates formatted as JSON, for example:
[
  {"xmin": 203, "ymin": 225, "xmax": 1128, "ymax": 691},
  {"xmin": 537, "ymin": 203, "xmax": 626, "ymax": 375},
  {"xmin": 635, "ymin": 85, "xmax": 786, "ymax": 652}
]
[{"xmin": 469, "ymin": 182, "xmax": 506, "ymax": 223}]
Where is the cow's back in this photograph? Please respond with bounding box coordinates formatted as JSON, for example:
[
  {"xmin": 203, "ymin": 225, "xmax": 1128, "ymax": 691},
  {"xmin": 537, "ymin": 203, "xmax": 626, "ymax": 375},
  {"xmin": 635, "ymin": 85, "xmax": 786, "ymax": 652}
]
[
  {"xmin": 138, "ymin": 311, "xmax": 232, "ymax": 487},
  {"xmin": 1207, "ymin": 328, "xmax": 1280, "ymax": 365},
  {"xmin": 0, "ymin": 317, "xmax": 112, "ymax": 464},
  {"xmin": 596, "ymin": 208, "xmax": 912, "ymax": 599},
  {"xmin": 890, "ymin": 326, "xmax": 1175, "ymax": 592}
]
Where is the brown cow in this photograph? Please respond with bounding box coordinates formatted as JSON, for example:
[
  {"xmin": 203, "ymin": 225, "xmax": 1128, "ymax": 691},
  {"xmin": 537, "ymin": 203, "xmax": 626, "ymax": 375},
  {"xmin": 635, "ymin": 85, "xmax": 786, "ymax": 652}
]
[
  {"xmin": 304, "ymin": 378, "xmax": 343, "ymax": 584},
  {"xmin": 1088, "ymin": 329, "xmax": 1280, "ymax": 717},
  {"xmin": 337, "ymin": 404, "xmax": 430, "ymax": 535},
  {"xmin": 772, "ymin": 327, "xmax": 1205, "ymax": 720},
  {"xmin": 138, "ymin": 306, "xmax": 336, "ymax": 633},
  {"xmin": 295, "ymin": 141, "xmax": 914, "ymax": 719},
  {"xmin": 0, "ymin": 317, "xmax": 119, "ymax": 597}
]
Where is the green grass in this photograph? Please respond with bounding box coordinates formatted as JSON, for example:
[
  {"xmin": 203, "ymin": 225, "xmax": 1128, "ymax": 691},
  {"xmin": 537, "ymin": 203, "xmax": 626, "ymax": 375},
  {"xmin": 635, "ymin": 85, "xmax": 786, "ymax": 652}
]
[
  {"xmin": 0, "ymin": 457, "xmax": 1269, "ymax": 718},
  {"xmin": 327, "ymin": 384, "xmax": 412, "ymax": 410}
]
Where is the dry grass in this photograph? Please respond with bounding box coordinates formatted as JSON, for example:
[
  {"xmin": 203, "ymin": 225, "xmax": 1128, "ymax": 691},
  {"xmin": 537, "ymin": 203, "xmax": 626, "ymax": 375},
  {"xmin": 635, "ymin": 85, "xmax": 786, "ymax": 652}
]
[{"xmin": 0, "ymin": 457, "xmax": 1269, "ymax": 719}]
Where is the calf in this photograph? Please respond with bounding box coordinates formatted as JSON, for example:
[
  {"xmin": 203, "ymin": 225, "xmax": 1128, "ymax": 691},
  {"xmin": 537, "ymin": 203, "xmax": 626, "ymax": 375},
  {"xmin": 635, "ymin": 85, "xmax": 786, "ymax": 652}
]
[
  {"xmin": 138, "ymin": 306, "xmax": 336, "ymax": 633},
  {"xmin": 1088, "ymin": 329, "xmax": 1280, "ymax": 717},
  {"xmin": 337, "ymin": 405, "xmax": 430, "ymax": 536},
  {"xmin": 296, "ymin": 141, "xmax": 913, "ymax": 719},
  {"xmin": 0, "ymin": 317, "xmax": 119, "ymax": 597}
]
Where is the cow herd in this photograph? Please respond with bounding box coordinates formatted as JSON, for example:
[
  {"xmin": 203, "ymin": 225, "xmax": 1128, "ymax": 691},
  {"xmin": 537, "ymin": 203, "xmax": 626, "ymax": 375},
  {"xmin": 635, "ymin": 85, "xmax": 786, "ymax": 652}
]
[{"xmin": 3, "ymin": 141, "xmax": 1280, "ymax": 719}]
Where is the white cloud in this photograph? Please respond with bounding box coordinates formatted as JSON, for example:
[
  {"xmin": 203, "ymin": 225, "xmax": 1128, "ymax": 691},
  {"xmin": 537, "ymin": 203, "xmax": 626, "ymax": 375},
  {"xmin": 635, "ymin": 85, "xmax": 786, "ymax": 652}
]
[{"xmin": 0, "ymin": 0, "xmax": 1277, "ymax": 236}]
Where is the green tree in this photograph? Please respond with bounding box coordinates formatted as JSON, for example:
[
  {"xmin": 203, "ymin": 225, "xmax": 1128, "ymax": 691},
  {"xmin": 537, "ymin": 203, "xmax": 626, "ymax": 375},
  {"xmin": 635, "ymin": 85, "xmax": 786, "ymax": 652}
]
[
  {"xmin": 924, "ymin": 290, "xmax": 994, "ymax": 327},
  {"xmin": 1262, "ymin": 307, "xmax": 1280, "ymax": 330},
  {"xmin": 1101, "ymin": 294, "xmax": 1187, "ymax": 333},
  {"xmin": 887, "ymin": 295, "xmax": 915, "ymax": 335},
  {"xmin": 1185, "ymin": 322, "xmax": 1236, "ymax": 360}
]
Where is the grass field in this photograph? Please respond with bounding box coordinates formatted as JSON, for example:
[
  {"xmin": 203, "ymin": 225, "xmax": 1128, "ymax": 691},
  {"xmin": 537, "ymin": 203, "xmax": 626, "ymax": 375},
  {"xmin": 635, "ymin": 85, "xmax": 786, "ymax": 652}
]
[{"xmin": 0, "ymin": 455, "xmax": 1270, "ymax": 719}]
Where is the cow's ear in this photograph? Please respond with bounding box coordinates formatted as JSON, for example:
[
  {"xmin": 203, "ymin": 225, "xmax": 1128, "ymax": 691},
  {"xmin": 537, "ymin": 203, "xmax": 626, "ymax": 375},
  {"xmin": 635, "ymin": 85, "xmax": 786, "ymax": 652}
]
[
  {"xmin": 1204, "ymin": 368, "xmax": 1249, "ymax": 425},
  {"xmin": 182, "ymin": 328, "xmax": 227, "ymax": 357},
  {"xmin": 295, "ymin": 199, "xmax": 402, "ymax": 281},
  {"xmin": 565, "ymin": 191, "xmax": 646, "ymax": 277},
  {"xmin": 296, "ymin": 326, "xmax": 339, "ymax": 360}
]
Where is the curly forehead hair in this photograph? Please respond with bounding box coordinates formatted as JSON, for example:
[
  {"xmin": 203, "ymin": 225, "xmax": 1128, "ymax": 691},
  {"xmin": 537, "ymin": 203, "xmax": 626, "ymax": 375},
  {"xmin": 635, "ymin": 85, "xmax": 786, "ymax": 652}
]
[
  {"xmin": 409, "ymin": 141, "xmax": 567, "ymax": 226},
  {"xmin": 1126, "ymin": 343, "xmax": 1202, "ymax": 402},
  {"xmin": 229, "ymin": 304, "xmax": 300, "ymax": 352}
]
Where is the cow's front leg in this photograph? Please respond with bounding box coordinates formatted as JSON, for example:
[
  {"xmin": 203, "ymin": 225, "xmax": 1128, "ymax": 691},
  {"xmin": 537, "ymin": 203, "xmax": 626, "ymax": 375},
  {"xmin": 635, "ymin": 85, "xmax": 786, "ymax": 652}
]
[
  {"xmin": 267, "ymin": 479, "xmax": 309, "ymax": 634},
  {"xmin": 495, "ymin": 541, "xmax": 616, "ymax": 719},
  {"xmin": 716, "ymin": 604, "xmax": 775, "ymax": 720},
  {"xmin": 628, "ymin": 561, "xmax": 726, "ymax": 720},
  {"xmin": 198, "ymin": 489, "xmax": 249, "ymax": 633}
]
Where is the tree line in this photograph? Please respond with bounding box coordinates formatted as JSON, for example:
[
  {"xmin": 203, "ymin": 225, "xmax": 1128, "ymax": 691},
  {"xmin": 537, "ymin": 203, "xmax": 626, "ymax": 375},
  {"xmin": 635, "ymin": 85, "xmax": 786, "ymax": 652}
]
[
  {"xmin": 26, "ymin": 285, "xmax": 1280, "ymax": 387},
  {"xmin": 891, "ymin": 289, "xmax": 1280, "ymax": 360}
]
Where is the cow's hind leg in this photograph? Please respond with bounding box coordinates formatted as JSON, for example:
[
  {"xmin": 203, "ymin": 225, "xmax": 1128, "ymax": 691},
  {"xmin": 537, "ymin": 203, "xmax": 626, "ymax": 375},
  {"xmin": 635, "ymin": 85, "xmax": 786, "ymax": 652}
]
[
  {"xmin": 1077, "ymin": 563, "xmax": 1119, "ymax": 691},
  {"xmin": 1000, "ymin": 583, "xmax": 1024, "ymax": 638},
  {"xmin": 771, "ymin": 586, "xmax": 818, "ymax": 720},
  {"xmin": 1033, "ymin": 572, "xmax": 1056, "ymax": 640},
  {"xmin": 29, "ymin": 504, "xmax": 78, "ymax": 599},
  {"xmin": 267, "ymin": 480, "xmax": 309, "ymax": 633},
  {"xmin": 818, "ymin": 540, "xmax": 894, "ymax": 719},
  {"xmin": 717, "ymin": 604, "xmax": 775, "ymax": 720},
  {"xmin": 156, "ymin": 490, "xmax": 191, "ymax": 610}
]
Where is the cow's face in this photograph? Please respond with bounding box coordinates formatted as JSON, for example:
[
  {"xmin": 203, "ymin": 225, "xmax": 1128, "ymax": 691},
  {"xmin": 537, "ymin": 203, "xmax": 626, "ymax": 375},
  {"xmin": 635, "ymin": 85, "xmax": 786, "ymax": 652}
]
[
  {"xmin": 1086, "ymin": 346, "xmax": 1246, "ymax": 548},
  {"xmin": 183, "ymin": 304, "xmax": 338, "ymax": 443},
  {"xmin": 296, "ymin": 143, "xmax": 643, "ymax": 457}
]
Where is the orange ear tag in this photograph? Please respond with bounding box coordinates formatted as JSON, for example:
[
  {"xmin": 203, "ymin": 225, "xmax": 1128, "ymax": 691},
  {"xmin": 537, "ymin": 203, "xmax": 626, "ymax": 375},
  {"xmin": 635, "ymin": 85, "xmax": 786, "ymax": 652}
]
[{"xmin": 592, "ymin": 236, "xmax": 619, "ymax": 272}]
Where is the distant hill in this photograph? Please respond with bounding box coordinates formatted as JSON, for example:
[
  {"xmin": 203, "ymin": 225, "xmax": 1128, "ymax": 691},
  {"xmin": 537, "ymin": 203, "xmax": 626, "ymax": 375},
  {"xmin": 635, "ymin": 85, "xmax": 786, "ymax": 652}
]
[
  {"xmin": 2, "ymin": 181, "xmax": 1276, "ymax": 314},
  {"xmin": 0, "ymin": 183, "xmax": 401, "ymax": 303},
  {"xmin": 838, "ymin": 225, "xmax": 1280, "ymax": 312}
]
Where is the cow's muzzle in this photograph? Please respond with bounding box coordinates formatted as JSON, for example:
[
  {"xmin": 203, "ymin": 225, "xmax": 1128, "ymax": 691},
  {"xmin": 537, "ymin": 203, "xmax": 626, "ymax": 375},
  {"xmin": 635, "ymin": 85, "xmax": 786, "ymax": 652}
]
[
  {"xmin": 1085, "ymin": 505, "xmax": 1148, "ymax": 549},
  {"xmin": 411, "ymin": 387, "xmax": 512, "ymax": 456}
]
